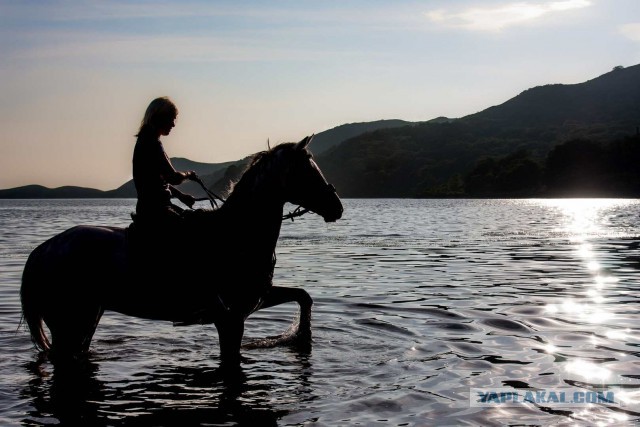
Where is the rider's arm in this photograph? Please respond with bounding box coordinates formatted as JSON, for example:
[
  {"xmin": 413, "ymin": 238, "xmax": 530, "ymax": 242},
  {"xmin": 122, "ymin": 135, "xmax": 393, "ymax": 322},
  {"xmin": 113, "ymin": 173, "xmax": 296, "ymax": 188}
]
[{"xmin": 157, "ymin": 143, "xmax": 194, "ymax": 185}]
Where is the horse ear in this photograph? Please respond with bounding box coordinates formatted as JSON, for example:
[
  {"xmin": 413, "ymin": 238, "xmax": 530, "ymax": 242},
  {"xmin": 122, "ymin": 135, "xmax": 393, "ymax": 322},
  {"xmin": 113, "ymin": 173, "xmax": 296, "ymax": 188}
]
[{"xmin": 295, "ymin": 134, "xmax": 314, "ymax": 151}]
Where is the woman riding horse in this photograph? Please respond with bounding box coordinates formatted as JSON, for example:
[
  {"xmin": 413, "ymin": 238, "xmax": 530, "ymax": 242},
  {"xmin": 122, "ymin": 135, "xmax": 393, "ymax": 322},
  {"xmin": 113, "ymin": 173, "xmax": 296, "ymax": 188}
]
[
  {"xmin": 21, "ymin": 135, "xmax": 343, "ymax": 365},
  {"xmin": 133, "ymin": 96, "xmax": 198, "ymax": 226}
]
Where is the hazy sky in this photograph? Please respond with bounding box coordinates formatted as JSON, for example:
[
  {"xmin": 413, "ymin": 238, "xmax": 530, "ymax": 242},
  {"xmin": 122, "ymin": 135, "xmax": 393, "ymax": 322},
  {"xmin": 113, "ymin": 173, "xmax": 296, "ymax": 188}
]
[{"xmin": 1, "ymin": 0, "xmax": 639, "ymax": 190}]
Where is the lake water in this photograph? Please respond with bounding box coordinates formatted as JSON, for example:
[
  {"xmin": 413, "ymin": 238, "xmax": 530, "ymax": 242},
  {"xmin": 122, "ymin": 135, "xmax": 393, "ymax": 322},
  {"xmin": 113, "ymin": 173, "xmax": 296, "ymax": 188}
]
[{"xmin": 1, "ymin": 198, "xmax": 639, "ymax": 426}]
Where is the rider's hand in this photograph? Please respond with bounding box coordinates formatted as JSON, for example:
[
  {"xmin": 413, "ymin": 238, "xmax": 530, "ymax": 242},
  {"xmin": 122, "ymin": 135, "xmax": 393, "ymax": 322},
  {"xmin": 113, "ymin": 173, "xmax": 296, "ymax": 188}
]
[
  {"xmin": 186, "ymin": 171, "xmax": 198, "ymax": 181},
  {"xmin": 180, "ymin": 194, "xmax": 196, "ymax": 209}
]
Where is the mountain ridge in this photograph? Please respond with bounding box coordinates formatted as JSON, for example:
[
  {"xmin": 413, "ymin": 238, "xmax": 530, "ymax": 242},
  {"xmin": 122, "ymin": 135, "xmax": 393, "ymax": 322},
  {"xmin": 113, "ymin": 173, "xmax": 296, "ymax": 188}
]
[
  {"xmin": 2, "ymin": 64, "xmax": 638, "ymax": 198},
  {"xmin": 313, "ymin": 64, "xmax": 640, "ymax": 197}
]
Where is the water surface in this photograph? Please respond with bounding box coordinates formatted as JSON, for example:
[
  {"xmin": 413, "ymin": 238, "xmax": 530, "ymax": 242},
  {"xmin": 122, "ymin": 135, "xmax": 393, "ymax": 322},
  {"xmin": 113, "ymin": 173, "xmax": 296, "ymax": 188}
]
[{"xmin": 1, "ymin": 199, "xmax": 639, "ymax": 426}]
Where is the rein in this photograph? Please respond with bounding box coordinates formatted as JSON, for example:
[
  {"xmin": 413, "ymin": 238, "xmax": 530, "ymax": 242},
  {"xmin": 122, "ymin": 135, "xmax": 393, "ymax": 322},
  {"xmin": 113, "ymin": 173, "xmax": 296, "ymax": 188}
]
[
  {"xmin": 191, "ymin": 174, "xmax": 327, "ymax": 222},
  {"xmin": 192, "ymin": 176, "xmax": 226, "ymax": 209}
]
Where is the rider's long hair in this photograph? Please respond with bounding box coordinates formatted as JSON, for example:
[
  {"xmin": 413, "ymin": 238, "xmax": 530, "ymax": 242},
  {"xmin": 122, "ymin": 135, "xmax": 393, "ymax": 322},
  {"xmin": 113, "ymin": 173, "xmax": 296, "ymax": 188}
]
[{"xmin": 136, "ymin": 96, "xmax": 178, "ymax": 136}]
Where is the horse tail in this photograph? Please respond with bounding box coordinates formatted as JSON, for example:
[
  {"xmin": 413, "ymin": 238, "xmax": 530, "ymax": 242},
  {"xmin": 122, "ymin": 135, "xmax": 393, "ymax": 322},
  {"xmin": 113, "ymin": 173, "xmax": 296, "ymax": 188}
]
[{"xmin": 20, "ymin": 248, "xmax": 51, "ymax": 352}]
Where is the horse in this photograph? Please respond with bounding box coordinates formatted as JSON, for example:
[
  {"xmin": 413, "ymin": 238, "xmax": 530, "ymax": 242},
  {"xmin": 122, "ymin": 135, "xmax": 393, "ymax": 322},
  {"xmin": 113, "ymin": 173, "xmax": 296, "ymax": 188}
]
[{"xmin": 20, "ymin": 135, "xmax": 343, "ymax": 365}]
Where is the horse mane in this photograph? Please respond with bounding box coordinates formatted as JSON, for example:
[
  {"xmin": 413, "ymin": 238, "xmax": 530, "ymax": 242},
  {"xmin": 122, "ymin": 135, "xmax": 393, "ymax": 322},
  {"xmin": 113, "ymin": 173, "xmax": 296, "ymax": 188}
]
[
  {"xmin": 224, "ymin": 142, "xmax": 302, "ymax": 198},
  {"xmin": 182, "ymin": 142, "xmax": 307, "ymax": 226}
]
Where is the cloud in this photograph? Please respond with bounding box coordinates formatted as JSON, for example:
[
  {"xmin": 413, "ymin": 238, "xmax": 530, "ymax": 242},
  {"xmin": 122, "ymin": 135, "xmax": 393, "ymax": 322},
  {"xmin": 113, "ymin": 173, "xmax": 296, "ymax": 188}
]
[
  {"xmin": 0, "ymin": 2, "xmax": 410, "ymax": 66},
  {"xmin": 425, "ymin": 0, "xmax": 592, "ymax": 32},
  {"xmin": 619, "ymin": 23, "xmax": 640, "ymax": 42}
]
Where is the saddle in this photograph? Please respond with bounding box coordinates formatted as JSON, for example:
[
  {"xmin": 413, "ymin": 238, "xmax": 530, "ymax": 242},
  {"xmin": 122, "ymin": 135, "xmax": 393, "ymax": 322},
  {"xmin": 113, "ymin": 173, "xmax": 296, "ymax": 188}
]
[
  {"xmin": 125, "ymin": 212, "xmax": 186, "ymax": 265},
  {"xmin": 124, "ymin": 208, "xmax": 210, "ymax": 271}
]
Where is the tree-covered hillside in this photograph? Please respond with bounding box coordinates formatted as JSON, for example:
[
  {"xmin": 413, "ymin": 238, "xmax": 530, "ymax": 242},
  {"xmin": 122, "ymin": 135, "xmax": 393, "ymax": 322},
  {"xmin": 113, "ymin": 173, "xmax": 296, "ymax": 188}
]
[{"xmin": 314, "ymin": 64, "xmax": 640, "ymax": 197}]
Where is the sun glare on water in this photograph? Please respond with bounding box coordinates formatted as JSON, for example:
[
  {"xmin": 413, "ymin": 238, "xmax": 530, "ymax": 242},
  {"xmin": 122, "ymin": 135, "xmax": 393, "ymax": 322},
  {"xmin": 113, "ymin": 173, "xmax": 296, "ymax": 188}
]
[{"xmin": 533, "ymin": 198, "xmax": 638, "ymax": 401}]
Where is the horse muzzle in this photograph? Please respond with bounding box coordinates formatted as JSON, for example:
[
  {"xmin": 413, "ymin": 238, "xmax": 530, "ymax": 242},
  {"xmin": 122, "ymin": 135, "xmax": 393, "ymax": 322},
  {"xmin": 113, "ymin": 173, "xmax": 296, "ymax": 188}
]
[{"xmin": 321, "ymin": 184, "xmax": 343, "ymax": 222}]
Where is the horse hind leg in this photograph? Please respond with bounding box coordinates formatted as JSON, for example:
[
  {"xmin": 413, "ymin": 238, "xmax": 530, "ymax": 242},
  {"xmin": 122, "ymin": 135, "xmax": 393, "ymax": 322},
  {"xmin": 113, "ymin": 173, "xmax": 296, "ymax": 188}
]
[{"xmin": 46, "ymin": 305, "xmax": 104, "ymax": 360}]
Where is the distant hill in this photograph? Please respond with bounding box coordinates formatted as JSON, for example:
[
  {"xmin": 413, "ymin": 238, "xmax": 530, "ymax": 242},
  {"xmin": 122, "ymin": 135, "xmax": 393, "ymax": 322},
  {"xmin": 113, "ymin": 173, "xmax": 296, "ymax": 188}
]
[
  {"xmin": 314, "ymin": 64, "xmax": 640, "ymax": 197},
  {"xmin": 2, "ymin": 64, "xmax": 639, "ymax": 198},
  {"xmin": 309, "ymin": 120, "xmax": 415, "ymax": 155},
  {"xmin": 467, "ymin": 66, "xmax": 640, "ymax": 127},
  {"xmin": 103, "ymin": 180, "xmax": 137, "ymax": 198},
  {"xmin": 170, "ymin": 158, "xmax": 235, "ymax": 177},
  {"xmin": 0, "ymin": 185, "xmax": 107, "ymax": 198},
  {"xmin": 0, "ymin": 121, "xmax": 414, "ymax": 198},
  {"xmin": 0, "ymin": 158, "xmax": 233, "ymax": 199},
  {"xmin": 113, "ymin": 158, "xmax": 240, "ymax": 199}
]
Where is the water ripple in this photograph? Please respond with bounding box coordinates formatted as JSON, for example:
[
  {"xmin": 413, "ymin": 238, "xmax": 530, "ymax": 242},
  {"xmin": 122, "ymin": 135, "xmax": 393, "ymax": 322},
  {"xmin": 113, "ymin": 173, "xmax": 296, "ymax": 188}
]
[{"xmin": 1, "ymin": 199, "xmax": 640, "ymax": 425}]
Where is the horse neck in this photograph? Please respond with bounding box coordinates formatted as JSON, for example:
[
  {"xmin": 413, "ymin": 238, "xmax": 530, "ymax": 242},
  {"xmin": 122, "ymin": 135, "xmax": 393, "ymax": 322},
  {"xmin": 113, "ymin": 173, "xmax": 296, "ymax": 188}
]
[{"xmin": 220, "ymin": 175, "xmax": 285, "ymax": 248}]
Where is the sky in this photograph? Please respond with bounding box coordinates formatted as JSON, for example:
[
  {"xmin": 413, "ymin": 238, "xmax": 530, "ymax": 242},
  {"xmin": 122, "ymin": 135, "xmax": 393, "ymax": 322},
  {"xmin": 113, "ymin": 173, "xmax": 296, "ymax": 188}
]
[{"xmin": 1, "ymin": 0, "xmax": 639, "ymax": 190}]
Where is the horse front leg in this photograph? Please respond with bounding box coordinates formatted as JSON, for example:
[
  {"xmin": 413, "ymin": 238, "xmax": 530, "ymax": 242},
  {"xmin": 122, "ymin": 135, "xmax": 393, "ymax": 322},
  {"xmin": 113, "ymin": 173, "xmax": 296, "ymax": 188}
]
[
  {"xmin": 215, "ymin": 313, "xmax": 245, "ymax": 366},
  {"xmin": 243, "ymin": 286, "xmax": 313, "ymax": 349}
]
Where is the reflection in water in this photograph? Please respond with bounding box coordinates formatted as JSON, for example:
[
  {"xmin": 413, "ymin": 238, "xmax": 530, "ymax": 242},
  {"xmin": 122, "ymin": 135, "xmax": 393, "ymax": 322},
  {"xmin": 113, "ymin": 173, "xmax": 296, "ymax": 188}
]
[
  {"xmin": 535, "ymin": 199, "xmax": 638, "ymax": 424},
  {"xmin": 22, "ymin": 358, "xmax": 104, "ymax": 426},
  {"xmin": 565, "ymin": 359, "xmax": 611, "ymax": 381},
  {"xmin": 21, "ymin": 356, "xmax": 297, "ymax": 426}
]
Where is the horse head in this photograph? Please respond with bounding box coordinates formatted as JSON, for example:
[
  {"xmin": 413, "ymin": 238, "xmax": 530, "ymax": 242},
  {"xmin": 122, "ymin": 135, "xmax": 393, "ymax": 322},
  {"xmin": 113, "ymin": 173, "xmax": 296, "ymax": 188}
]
[{"xmin": 283, "ymin": 135, "xmax": 343, "ymax": 222}]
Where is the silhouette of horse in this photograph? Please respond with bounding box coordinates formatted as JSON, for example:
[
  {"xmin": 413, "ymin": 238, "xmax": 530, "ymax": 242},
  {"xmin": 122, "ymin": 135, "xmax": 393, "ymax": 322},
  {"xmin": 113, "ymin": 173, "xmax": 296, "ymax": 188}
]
[{"xmin": 21, "ymin": 136, "xmax": 343, "ymax": 364}]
